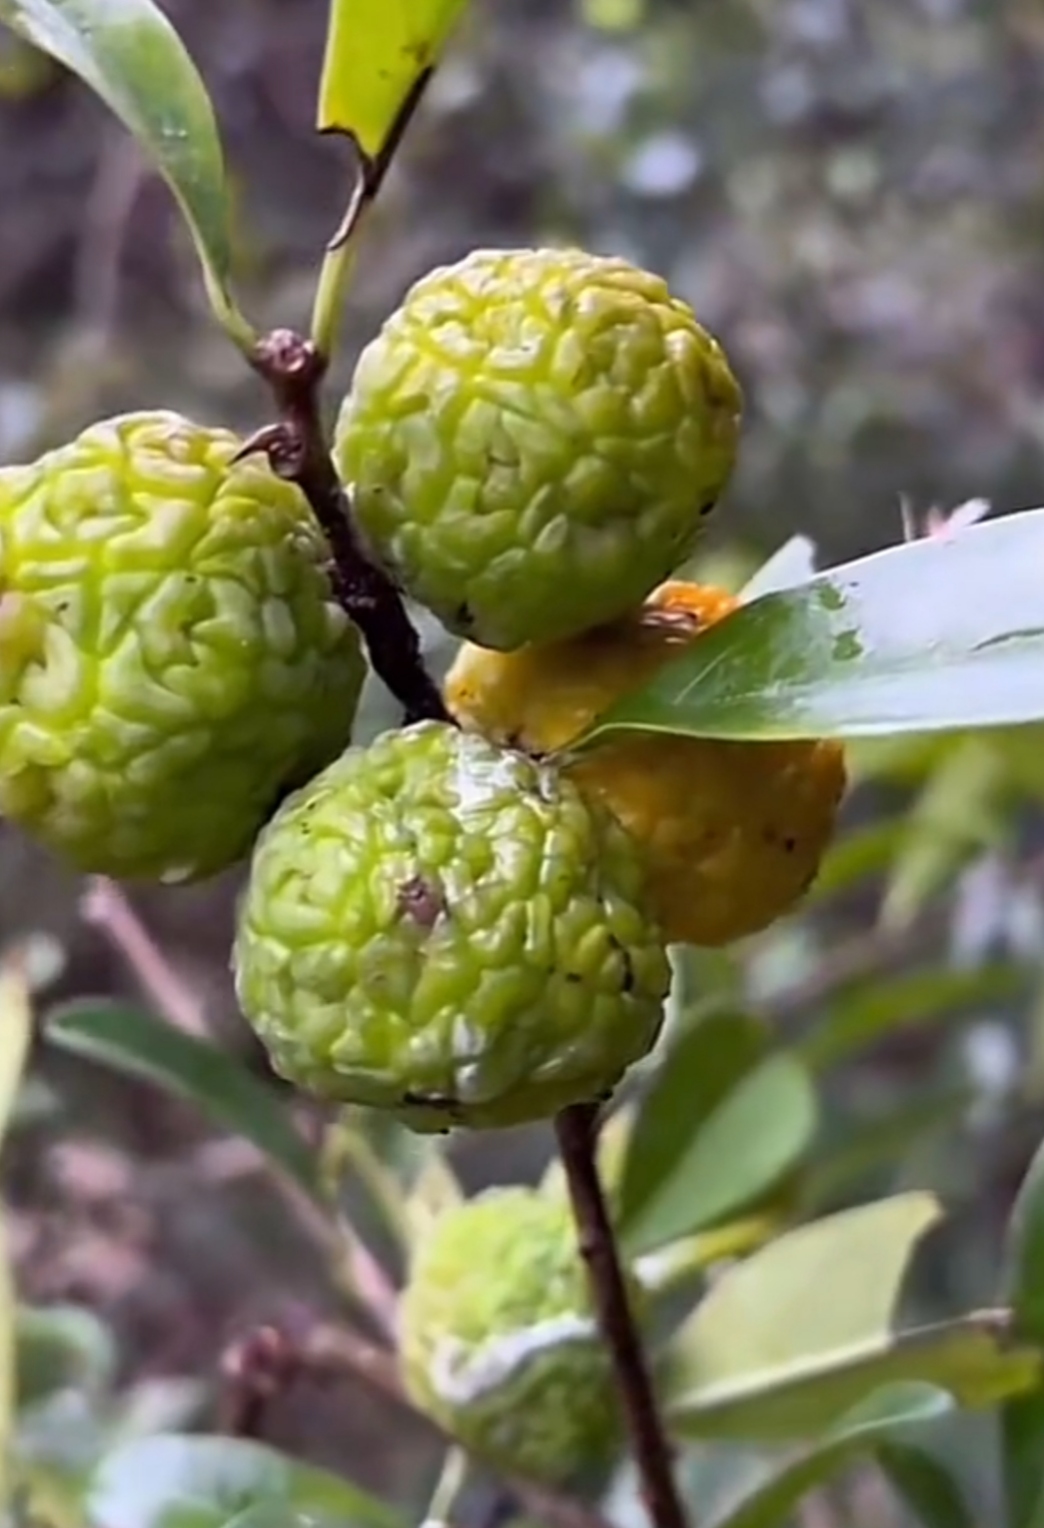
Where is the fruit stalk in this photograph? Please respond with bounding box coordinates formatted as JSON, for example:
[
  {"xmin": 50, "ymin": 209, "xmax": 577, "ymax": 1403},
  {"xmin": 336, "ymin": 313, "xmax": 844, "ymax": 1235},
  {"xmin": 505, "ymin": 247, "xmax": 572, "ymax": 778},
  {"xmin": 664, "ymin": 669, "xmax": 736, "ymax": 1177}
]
[
  {"xmin": 555, "ymin": 1104, "xmax": 689, "ymax": 1528},
  {"xmin": 250, "ymin": 327, "xmax": 450, "ymax": 725}
]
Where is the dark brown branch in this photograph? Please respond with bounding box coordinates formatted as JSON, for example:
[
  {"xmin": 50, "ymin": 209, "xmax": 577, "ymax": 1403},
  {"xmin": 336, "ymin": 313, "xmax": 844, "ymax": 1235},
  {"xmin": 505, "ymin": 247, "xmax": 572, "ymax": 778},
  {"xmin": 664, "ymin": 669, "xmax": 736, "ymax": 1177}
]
[
  {"xmin": 248, "ymin": 329, "xmax": 449, "ymax": 726},
  {"xmin": 554, "ymin": 1105, "xmax": 689, "ymax": 1528}
]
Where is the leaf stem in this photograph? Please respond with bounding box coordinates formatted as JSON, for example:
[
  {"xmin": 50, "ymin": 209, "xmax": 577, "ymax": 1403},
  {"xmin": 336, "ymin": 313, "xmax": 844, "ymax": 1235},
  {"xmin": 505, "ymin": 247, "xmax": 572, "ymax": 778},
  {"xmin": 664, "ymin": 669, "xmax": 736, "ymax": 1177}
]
[
  {"xmin": 554, "ymin": 1104, "xmax": 689, "ymax": 1528},
  {"xmin": 310, "ymin": 239, "xmax": 358, "ymax": 364},
  {"xmin": 309, "ymin": 70, "xmax": 434, "ymax": 363}
]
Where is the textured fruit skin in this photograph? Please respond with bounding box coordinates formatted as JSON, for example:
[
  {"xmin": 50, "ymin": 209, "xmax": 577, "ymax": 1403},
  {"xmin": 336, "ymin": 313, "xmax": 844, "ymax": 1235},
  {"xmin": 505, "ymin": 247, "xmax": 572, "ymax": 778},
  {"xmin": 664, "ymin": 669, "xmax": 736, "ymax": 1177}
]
[
  {"xmin": 0, "ymin": 412, "xmax": 364, "ymax": 882},
  {"xmin": 446, "ymin": 581, "xmax": 847, "ymax": 946},
  {"xmin": 233, "ymin": 721, "xmax": 670, "ymax": 1131},
  {"xmin": 400, "ymin": 1187, "xmax": 625, "ymax": 1480},
  {"xmin": 334, "ymin": 247, "xmax": 742, "ymax": 650}
]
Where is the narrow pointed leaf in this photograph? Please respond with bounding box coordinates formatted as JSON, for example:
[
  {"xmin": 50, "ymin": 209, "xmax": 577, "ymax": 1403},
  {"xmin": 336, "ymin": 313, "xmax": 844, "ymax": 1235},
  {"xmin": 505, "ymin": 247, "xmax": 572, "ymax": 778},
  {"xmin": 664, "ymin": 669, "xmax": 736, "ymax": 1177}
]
[
  {"xmin": 318, "ymin": 0, "xmax": 470, "ymax": 159},
  {"xmin": 619, "ymin": 1015, "xmax": 817, "ymax": 1257},
  {"xmin": 707, "ymin": 1385, "xmax": 956, "ymax": 1528},
  {"xmin": 44, "ymin": 1001, "xmax": 318, "ymax": 1199},
  {"xmin": 666, "ymin": 1183, "xmax": 1040, "ymax": 1441},
  {"xmin": 798, "ymin": 962, "xmax": 1025, "ymax": 1072},
  {"xmin": 570, "ymin": 509, "xmax": 1044, "ymax": 749},
  {"xmin": 0, "ymin": 0, "xmax": 252, "ymax": 347}
]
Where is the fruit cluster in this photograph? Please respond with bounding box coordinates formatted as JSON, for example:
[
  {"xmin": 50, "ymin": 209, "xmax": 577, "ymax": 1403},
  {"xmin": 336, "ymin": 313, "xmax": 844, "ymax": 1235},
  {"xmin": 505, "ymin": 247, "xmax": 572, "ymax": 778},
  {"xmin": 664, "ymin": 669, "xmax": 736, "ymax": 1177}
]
[{"xmin": 0, "ymin": 246, "xmax": 844, "ymax": 1132}]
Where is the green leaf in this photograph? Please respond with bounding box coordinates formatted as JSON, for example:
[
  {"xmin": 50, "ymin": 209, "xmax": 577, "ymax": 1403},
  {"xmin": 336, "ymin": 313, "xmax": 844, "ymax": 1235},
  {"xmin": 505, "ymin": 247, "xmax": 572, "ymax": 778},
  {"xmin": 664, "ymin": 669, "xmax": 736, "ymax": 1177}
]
[
  {"xmin": 797, "ymin": 962, "xmax": 1025, "ymax": 1073},
  {"xmin": 1001, "ymin": 1133, "xmax": 1044, "ymax": 1528},
  {"xmin": 805, "ymin": 818, "xmax": 907, "ymax": 905},
  {"xmin": 738, "ymin": 535, "xmax": 818, "ymax": 602},
  {"xmin": 707, "ymin": 1385, "xmax": 956, "ymax": 1528},
  {"xmin": 620, "ymin": 1016, "xmax": 817, "ymax": 1257},
  {"xmin": 876, "ymin": 1440, "xmax": 978, "ymax": 1528},
  {"xmin": 666, "ymin": 1193, "xmax": 1035, "ymax": 1440},
  {"xmin": 16, "ymin": 1305, "xmax": 116, "ymax": 1408},
  {"xmin": 223, "ymin": 1510, "xmax": 350, "ymax": 1528},
  {"xmin": 44, "ymin": 1001, "xmax": 318, "ymax": 1200},
  {"xmin": 318, "ymin": 0, "xmax": 469, "ymax": 160},
  {"xmin": 568, "ymin": 510, "xmax": 1044, "ymax": 749},
  {"xmin": 0, "ymin": 0, "xmax": 252, "ymax": 348},
  {"xmin": 880, "ymin": 737, "xmax": 1008, "ymax": 931},
  {"xmin": 86, "ymin": 1435, "xmax": 402, "ymax": 1528},
  {"xmin": 671, "ymin": 1304, "xmax": 1037, "ymax": 1443},
  {"xmin": 620, "ymin": 1014, "xmax": 765, "ymax": 1234}
]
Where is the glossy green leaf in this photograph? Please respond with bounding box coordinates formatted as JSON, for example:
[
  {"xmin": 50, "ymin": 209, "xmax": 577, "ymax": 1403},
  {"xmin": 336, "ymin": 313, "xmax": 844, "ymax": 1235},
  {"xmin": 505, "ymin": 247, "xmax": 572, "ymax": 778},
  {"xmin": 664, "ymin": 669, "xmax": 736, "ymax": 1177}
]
[
  {"xmin": 45, "ymin": 1001, "xmax": 318, "ymax": 1200},
  {"xmin": 668, "ymin": 1194, "xmax": 959, "ymax": 1439},
  {"xmin": 1001, "ymin": 1133, "xmax": 1044, "ymax": 1528},
  {"xmin": 738, "ymin": 534, "xmax": 818, "ymax": 602},
  {"xmin": 619, "ymin": 1017, "xmax": 817, "ymax": 1257},
  {"xmin": 797, "ymin": 962, "xmax": 1024, "ymax": 1073},
  {"xmin": 87, "ymin": 1435, "xmax": 402, "ymax": 1528},
  {"xmin": 619, "ymin": 1013, "xmax": 764, "ymax": 1241},
  {"xmin": 671, "ymin": 1302, "xmax": 1036, "ymax": 1443},
  {"xmin": 876, "ymin": 1440, "xmax": 978, "ymax": 1528},
  {"xmin": 0, "ymin": 0, "xmax": 252, "ymax": 347},
  {"xmin": 707, "ymin": 1385, "xmax": 956, "ymax": 1528},
  {"xmin": 318, "ymin": 0, "xmax": 469, "ymax": 159},
  {"xmin": 569, "ymin": 509, "xmax": 1044, "ymax": 749}
]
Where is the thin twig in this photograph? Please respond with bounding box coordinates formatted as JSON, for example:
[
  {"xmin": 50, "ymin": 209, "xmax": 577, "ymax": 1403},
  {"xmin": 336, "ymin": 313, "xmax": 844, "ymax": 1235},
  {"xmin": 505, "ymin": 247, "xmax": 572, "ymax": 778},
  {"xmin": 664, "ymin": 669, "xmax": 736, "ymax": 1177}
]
[
  {"xmin": 247, "ymin": 330, "xmax": 449, "ymax": 726},
  {"xmin": 554, "ymin": 1104, "xmax": 689, "ymax": 1528}
]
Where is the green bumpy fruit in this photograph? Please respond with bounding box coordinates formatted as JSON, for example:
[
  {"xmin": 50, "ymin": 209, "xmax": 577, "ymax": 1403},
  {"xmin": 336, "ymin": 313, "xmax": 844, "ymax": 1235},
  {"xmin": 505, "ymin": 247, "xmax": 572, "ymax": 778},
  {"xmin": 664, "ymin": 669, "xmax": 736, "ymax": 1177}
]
[
  {"xmin": 0, "ymin": 411, "xmax": 364, "ymax": 882},
  {"xmin": 233, "ymin": 721, "xmax": 669, "ymax": 1131},
  {"xmin": 334, "ymin": 246, "xmax": 742, "ymax": 651},
  {"xmin": 400, "ymin": 1186, "xmax": 627, "ymax": 1480}
]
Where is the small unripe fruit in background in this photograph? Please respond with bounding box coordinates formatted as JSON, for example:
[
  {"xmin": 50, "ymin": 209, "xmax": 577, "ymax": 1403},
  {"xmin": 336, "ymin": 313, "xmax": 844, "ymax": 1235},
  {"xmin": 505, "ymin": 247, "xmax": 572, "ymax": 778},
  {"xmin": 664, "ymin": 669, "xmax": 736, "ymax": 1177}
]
[
  {"xmin": 334, "ymin": 247, "xmax": 742, "ymax": 651},
  {"xmin": 0, "ymin": 412, "xmax": 364, "ymax": 882},
  {"xmin": 446, "ymin": 581, "xmax": 847, "ymax": 946},
  {"xmin": 399, "ymin": 1186, "xmax": 631, "ymax": 1481},
  {"xmin": 233, "ymin": 721, "xmax": 670, "ymax": 1132}
]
